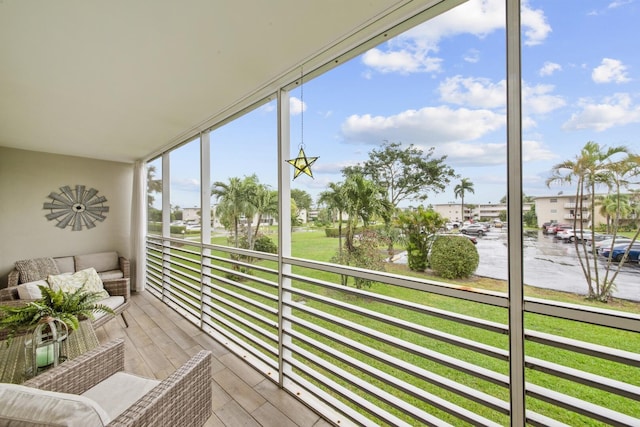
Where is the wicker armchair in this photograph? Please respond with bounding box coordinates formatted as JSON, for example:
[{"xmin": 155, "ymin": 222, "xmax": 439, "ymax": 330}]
[{"xmin": 20, "ymin": 339, "xmax": 213, "ymax": 427}]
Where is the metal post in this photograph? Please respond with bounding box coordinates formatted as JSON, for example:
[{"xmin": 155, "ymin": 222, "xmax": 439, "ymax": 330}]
[
  {"xmin": 277, "ymin": 89, "xmax": 292, "ymax": 386},
  {"xmin": 506, "ymin": 0, "xmax": 526, "ymax": 425}
]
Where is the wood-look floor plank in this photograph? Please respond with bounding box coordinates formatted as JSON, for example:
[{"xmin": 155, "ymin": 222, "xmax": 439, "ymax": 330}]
[{"xmin": 92, "ymin": 291, "xmax": 329, "ymax": 426}]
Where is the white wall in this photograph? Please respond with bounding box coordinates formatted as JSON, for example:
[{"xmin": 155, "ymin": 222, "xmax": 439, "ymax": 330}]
[{"xmin": 0, "ymin": 147, "xmax": 133, "ymax": 287}]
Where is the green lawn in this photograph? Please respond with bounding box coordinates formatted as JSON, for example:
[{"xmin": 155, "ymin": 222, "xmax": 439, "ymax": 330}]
[{"xmin": 175, "ymin": 228, "xmax": 639, "ymax": 425}]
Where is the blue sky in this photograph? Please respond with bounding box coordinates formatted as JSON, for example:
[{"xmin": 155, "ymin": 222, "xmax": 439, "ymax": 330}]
[{"xmin": 164, "ymin": 0, "xmax": 640, "ymax": 210}]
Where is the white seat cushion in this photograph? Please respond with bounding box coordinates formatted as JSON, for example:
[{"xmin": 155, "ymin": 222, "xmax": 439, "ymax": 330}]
[
  {"xmin": 0, "ymin": 383, "xmax": 110, "ymax": 427},
  {"xmin": 82, "ymin": 372, "xmax": 160, "ymax": 420},
  {"xmin": 93, "ymin": 295, "xmax": 125, "ymax": 320}
]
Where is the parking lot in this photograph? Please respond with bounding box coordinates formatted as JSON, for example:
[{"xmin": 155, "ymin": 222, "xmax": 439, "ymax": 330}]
[{"xmin": 474, "ymin": 228, "xmax": 640, "ymax": 302}]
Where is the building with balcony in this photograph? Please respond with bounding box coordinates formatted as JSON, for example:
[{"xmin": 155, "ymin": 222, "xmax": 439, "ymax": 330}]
[
  {"xmin": 1, "ymin": 2, "xmax": 639, "ymax": 426},
  {"xmin": 432, "ymin": 203, "xmax": 532, "ymax": 223},
  {"xmin": 534, "ymin": 195, "xmax": 607, "ymax": 228}
]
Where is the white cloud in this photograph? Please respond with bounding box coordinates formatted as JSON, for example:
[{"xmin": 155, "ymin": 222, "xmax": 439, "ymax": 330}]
[
  {"xmin": 523, "ymin": 83, "xmax": 566, "ymax": 115},
  {"xmin": 609, "ymin": 0, "xmax": 633, "ymax": 9},
  {"xmin": 341, "ymin": 106, "xmax": 505, "ymax": 146},
  {"xmin": 361, "ymin": 48, "xmax": 442, "ymax": 74},
  {"xmin": 172, "ymin": 178, "xmax": 200, "ymax": 192},
  {"xmin": 289, "ymin": 96, "xmax": 306, "ymax": 115},
  {"xmin": 438, "ymin": 76, "xmax": 565, "ymax": 115},
  {"xmin": 539, "ymin": 62, "xmax": 562, "ymax": 76},
  {"xmin": 592, "ymin": 58, "xmax": 631, "ymax": 83},
  {"xmin": 562, "ymin": 93, "xmax": 640, "ymax": 131},
  {"xmin": 436, "ymin": 141, "xmax": 506, "ymax": 165},
  {"xmin": 363, "ymin": 0, "xmax": 551, "ymax": 75},
  {"xmin": 520, "ymin": 1, "xmax": 552, "ymax": 46},
  {"xmin": 433, "ymin": 139, "xmax": 555, "ymax": 167},
  {"xmin": 439, "ymin": 76, "xmax": 505, "ymax": 109},
  {"xmin": 464, "ymin": 49, "xmax": 480, "ymax": 63},
  {"xmin": 313, "ymin": 161, "xmax": 358, "ymax": 175},
  {"xmin": 522, "ymin": 140, "xmax": 557, "ymax": 162}
]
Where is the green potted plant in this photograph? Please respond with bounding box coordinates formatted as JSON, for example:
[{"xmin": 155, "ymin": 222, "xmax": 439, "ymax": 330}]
[{"xmin": 0, "ymin": 285, "xmax": 114, "ymax": 343}]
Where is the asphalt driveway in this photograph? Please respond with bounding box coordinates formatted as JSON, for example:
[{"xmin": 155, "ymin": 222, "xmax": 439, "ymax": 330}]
[{"xmin": 475, "ymin": 229, "xmax": 640, "ymax": 302}]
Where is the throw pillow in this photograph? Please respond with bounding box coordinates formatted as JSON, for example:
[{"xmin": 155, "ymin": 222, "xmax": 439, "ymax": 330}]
[
  {"xmin": 48, "ymin": 268, "xmax": 109, "ymax": 299},
  {"xmin": 82, "ymin": 267, "xmax": 110, "ymax": 299},
  {"xmin": 16, "ymin": 280, "xmax": 49, "ymax": 300},
  {"xmin": 14, "ymin": 257, "xmax": 60, "ymax": 283},
  {"xmin": 0, "ymin": 383, "xmax": 111, "ymax": 426}
]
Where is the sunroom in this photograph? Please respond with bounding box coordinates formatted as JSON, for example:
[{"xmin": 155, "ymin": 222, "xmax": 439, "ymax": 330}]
[{"xmin": 1, "ymin": 1, "xmax": 639, "ymax": 426}]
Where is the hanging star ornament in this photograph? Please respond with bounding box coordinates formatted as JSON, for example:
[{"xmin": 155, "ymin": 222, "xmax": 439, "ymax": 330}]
[{"xmin": 287, "ymin": 146, "xmax": 319, "ymax": 180}]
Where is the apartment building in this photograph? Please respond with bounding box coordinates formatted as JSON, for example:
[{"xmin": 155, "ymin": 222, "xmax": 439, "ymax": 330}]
[{"xmin": 534, "ymin": 194, "xmax": 606, "ymax": 228}]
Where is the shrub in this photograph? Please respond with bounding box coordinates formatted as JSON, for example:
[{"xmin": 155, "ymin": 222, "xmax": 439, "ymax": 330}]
[
  {"xmin": 429, "ymin": 235, "xmax": 479, "ymax": 279},
  {"xmin": 396, "ymin": 207, "xmax": 446, "ymax": 272},
  {"xmin": 254, "ymin": 235, "xmax": 277, "ymax": 254},
  {"xmin": 330, "ymin": 229, "xmax": 385, "ymax": 288}
]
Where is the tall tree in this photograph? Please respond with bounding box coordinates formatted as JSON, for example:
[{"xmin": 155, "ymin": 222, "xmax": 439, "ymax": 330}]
[
  {"xmin": 318, "ymin": 182, "xmax": 348, "ymax": 256},
  {"xmin": 454, "ymin": 178, "xmax": 475, "ymax": 222},
  {"xmin": 342, "ymin": 173, "xmax": 389, "ymax": 252},
  {"xmin": 291, "ymin": 189, "xmax": 312, "ymax": 211},
  {"xmin": 211, "ymin": 176, "xmax": 254, "ymax": 248},
  {"xmin": 290, "ymin": 189, "xmax": 313, "ymax": 224},
  {"xmin": 344, "ymin": 141, "xmax": 456, "ymax": 208},
  {"xmin": 546, "ymin": 141, "xmax": 633, "ymax": 301},
  {"xmin": 252, "ymin": 187, "xmax": 278, "ymax": 242},
  {"xmin": 597, "ymin": 194, "xmax": 631, "ymax": 234},
  {"xmin": 147, "ymin": 165, "xmax": 162, "ymax": 208}
]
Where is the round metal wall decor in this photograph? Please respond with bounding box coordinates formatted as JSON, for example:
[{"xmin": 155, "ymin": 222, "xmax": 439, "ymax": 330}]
[{"xmin": 43, "ymin": 185, "xmax": 109, "ymax": 231}]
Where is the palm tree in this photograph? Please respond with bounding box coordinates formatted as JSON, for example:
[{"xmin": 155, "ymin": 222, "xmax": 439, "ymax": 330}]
[
  {"xmin": 597, "ymin": 194, "xmax": 631, "ymax": 234},
  {"xmin": 211, "ymin": 177, "xmax": 251, "ymax": 247},
  {"xmin": 318, "ymin": 182, "xmax": 347, "ymax": 256},
  {"xmin": 546, "ymin": 141, "xmax": 631, "ymax": 301},
  {"xmin": 454, "ymin": 178, "xmax": 474, "ymax": 222},
  {"xmin": 251, "ymin": 186, "xmax": 278, "ymax": 243},
  {"xmin": 147, "ymin": 165, "xmax": 162, "ymax": 208},
  {"xmin": 342, "ymin": 173, "xmax": 387, "ymax": 252}
]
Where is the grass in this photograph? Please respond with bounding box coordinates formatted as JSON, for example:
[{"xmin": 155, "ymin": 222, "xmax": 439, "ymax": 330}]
[{"xmin": 168, "ymin": 227, "xmax": 639, "ymax": 425}]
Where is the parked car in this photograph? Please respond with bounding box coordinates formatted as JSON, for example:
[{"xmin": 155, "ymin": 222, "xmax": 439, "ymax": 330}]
[
  {"xmin": 541, "ymin": 221, "xmax": 557, "ymax": 232},
  {"xmin": 460, "ymin": 223, "xmax": 489, "ymax": 236},
  {"xmin": 556, "ymin": 229, "xmax": 590, "ymax": 243},
  {"xmin": 544, "ymin": 223, "xmax": 571, "ymax": 235},
  {"xmin": 600, "ymin": 242, "xmax": 640, "ymax": 262},
  {"xmin": 594, "ymin": 236, "xmax": 633, "ymax": 254},
  {"xmin": 584, "ymin": 233, "xmax": 613, "ymax": 247}
]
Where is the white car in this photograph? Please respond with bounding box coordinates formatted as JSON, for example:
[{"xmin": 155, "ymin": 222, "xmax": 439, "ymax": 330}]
[
  {"xmin": 557, "ymin": 229, "xmax": 589, "ymax": 243},
  {"xmin": 460, "ymin": 223, "xmax": 489, "ymax": 236}
]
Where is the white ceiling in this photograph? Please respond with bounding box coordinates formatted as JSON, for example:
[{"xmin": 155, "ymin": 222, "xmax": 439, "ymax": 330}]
[{"xmin": 0, "ymin": 0, "xmax": 447, "ymax": 163}]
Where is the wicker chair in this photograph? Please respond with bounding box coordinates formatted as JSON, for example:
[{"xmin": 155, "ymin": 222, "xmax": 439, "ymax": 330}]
[{"xmin": 18, "ymin": 339, "xmax": 213, "ymax": 427}]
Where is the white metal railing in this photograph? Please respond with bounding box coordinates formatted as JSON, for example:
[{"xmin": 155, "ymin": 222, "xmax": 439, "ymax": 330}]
[{"xmin": 145, "ymin": 235, "xmax": 640, "ymax": 426}]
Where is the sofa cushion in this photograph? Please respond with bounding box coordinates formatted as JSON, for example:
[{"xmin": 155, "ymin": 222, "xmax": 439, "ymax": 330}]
[
  {"xmin": 48, "ymin": 268, "xmax": 109, "ymax": 299},
  {"xmin": 14, "ymin": 257, "xmax": 60, "ymax": 283},
  {"xmin": 83, "ymin": 372, "xmax": 160, "ymax": 421},
  {"xmin": 75, "ymin": 251, "xmax": 119, "ymax": 274},
  {"xmin": 98, "ymin": 269, "xmax": 125, "ymax": 281},
  {"xmin": 0, "ymin": 382, "xmax": 110, "ymax": 426},
  {"xmin": 92, "ymin": 296, "xmax": 125, "ymax": 321},
  {"xmin": 54, "ymin": 256, "xmax": 75, "ymax": 274},
  {"xmin": 16, "ymin": 280, "xmax": 49, "ymax": 300}
]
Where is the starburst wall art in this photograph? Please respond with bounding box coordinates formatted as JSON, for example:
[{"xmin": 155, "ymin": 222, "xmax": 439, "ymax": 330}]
[{"xmin": 43, "ymin": 185, "xmax": 109, "ymax": 231}]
